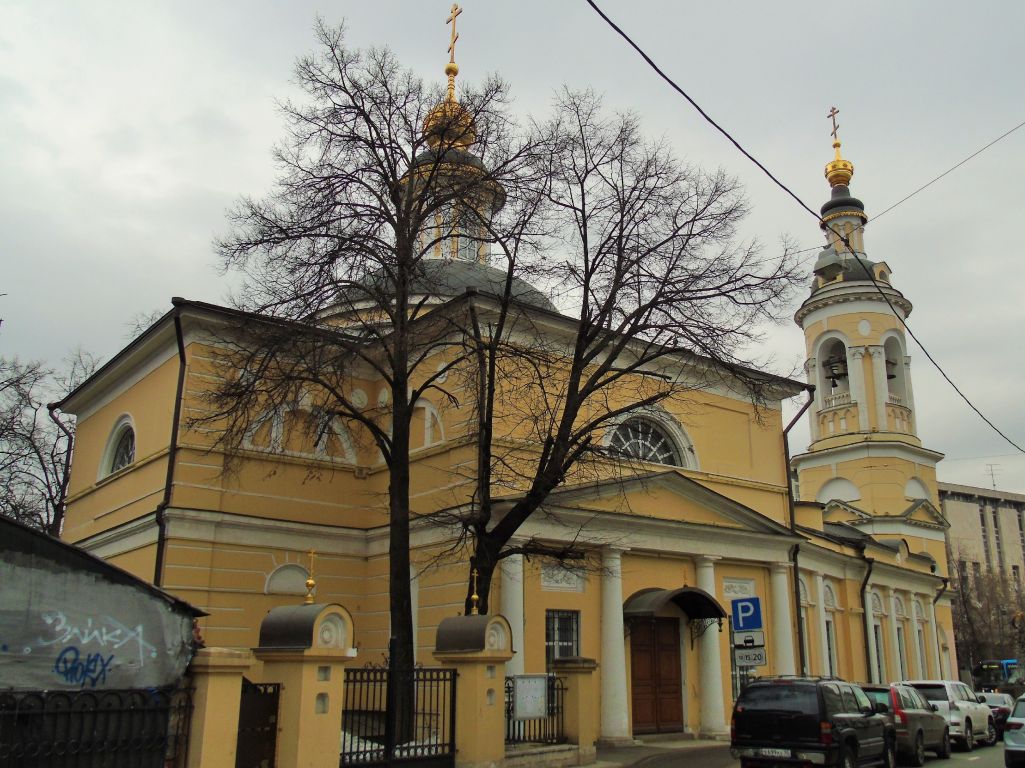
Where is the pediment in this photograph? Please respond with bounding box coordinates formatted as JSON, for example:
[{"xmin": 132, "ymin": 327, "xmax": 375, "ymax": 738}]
[
  {"xmin": 901, "ymin": 499, "xmax": 949, "ymax": 529},
  {"xmin": 541, "ymin": 470, "xmax": 797, "ymax": 538},
  {"xmin": 822, "ymin": 499, "xmax": 871, "ymax": 524}
]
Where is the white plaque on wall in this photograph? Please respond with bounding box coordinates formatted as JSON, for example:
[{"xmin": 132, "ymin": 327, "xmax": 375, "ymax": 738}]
[
  {"xmin": 722, "ymin": 578, "xmax": 756, "ymax": 600},
  {"xmin": 540, "ymin": 564, "xmax": 585, "ymax": 592},
  {"xmin": 513, "ymin": 675, "xmax": 549, "ymax": 720}
]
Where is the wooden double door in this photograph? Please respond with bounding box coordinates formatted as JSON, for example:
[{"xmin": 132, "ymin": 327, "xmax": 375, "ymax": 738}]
[{"xmin": 629, "ymin": 617, "xmax": 684, "ymax": 734}]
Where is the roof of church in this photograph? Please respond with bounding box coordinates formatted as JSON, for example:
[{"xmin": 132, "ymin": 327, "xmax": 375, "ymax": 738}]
[{"xmin": 337, "ymin": 259, "xmax": 556, "ymax": 313}]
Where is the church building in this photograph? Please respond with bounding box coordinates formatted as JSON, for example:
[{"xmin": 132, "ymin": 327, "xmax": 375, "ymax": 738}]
[{"xmin": 51, "ymin": 44, "xmax": 956, "ymax": 741}]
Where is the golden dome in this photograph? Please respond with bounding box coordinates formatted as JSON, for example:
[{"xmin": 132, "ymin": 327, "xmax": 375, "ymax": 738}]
[
  {"xmin": 825, "ymin": 140, "xmax": 854, "ymax": 187},
  {"xmin": 423, "ymin": 98, "xmax": 476, "ymax": 149}
]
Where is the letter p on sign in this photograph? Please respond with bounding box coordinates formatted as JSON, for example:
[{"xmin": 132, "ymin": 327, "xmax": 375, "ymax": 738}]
[{"xmin": 731, "ymin": 597, "xmax": 762, "ymax": 631}]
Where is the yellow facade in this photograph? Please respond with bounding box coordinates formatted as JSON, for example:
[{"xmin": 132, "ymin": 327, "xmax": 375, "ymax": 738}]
[{"xmin": 58, "ymin": 138, "xmax": 958, "ymax": 744}]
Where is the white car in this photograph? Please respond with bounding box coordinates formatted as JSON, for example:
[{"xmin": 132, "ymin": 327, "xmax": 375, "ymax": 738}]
[
  {"xmin": 1006, "ymin": 696, "xmax": 1025, "ymax": 767},
  {"xmin": 902, "ymin": 679, "xmax": 996, "ymax": 750}
]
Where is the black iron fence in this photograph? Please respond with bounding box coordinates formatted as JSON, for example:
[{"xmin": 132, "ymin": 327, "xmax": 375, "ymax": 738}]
[
  {"xmin": 504, "ymin": 676, "xmax": 566, "ymax": 745},
  {"xmin": 0, "ymin": 685, "xmax": 192, "ymax": 768},
  {"xmin": 340, "ymin": 666, "xmax": 456, "ymax": 768}
]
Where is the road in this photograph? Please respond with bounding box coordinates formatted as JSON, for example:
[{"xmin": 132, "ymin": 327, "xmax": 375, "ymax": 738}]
[{"xmin": 621, "ymin": 741, "xmax": 1009, "ymax": 768}]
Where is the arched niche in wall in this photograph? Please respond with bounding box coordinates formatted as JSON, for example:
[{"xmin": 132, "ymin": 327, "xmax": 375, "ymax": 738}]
[
  {"xmin": 265, "ymin": 563, "xmax": 310, "ymax": 596},
  {"xmin": 905, "ymin": 477, "xmax": 930, "ymax": 501},
  {"xmin": 816, "ymin": 477, "xmax": 861, "ymax": 504}
]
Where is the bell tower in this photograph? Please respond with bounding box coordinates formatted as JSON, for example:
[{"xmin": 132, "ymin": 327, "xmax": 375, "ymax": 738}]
[{"xmin": 792, "ymin": 109, "xmax": 945, "ymax": 529}]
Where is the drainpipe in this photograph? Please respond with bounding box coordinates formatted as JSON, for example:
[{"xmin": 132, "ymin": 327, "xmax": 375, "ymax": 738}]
[
  {"xmin": 47, "ymin": 404, "xmax": 75, "ymax": 538},
  {"xmin": 784, "ymin": 386, "xmax": 815, "ymax": 675},
  {"xmin": 154, "ymin": 310, "xmax": 187, "ymax": 586},
  {"xmin": 860, "ymin": 549, "xmax": 876, "ymax": 681},
  {"xmin": 933, "ymin": 576, "xmax": 949, "ymax": 677}
]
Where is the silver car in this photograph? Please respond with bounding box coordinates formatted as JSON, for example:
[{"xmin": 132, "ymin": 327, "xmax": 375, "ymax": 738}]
[
  {"xmin": 1005, "ymin": 696, "xmax": 1025, "ymax": 767},
  {"xmin": 902, "ymin": 679, "xmax": 995, "ymax": 750}
]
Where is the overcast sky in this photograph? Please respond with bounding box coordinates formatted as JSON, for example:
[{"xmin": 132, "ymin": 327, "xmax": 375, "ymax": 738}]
[{"xmin": 3, "ymin": 1, "xmax": 1024, "ymax": 493}]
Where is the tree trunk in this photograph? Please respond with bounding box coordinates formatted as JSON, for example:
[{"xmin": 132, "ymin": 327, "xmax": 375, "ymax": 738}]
[{"xmin": 465, "ymin": 537, "xmax": 501, "ymax": 616}]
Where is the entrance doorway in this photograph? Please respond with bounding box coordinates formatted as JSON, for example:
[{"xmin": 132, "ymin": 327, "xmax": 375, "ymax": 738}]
[{"xmin": 629, "ymin": 617, "xmax": 683, "ymax": 734}]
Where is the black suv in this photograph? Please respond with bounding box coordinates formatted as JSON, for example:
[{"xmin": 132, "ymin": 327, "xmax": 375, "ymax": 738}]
[{"xmin": 731, "ymin": 677, "xmax": 896, "ymax": 768}]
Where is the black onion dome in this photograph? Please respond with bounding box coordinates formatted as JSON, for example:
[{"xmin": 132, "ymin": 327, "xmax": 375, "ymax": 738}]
[
  {"xmin": 337, "ymin": 260, "xmax": 556, "ymax": 313},
  {"xmin": 820, "ymin": 184, "xmax": 866, "ymax": 218}
]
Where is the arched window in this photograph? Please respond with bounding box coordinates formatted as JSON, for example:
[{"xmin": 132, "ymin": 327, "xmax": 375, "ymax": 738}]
[
  {"xmin": 100, "ymin": 416, "xmax": 136, "ymax": 478},
  {"xmin": 609, "ymin": 418, "xmax": 681, "ymax": 467}
]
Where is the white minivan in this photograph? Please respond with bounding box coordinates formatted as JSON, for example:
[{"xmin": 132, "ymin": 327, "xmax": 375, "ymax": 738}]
[{"xmin": 902, "ymin": 680, "xmax": 995, "ymax": 750}]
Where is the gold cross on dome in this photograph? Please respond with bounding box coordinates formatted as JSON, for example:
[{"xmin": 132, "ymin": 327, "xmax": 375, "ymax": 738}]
[
  {"xmin": 827, "ymin": 106, "xmax": 841, "ymax": 141},
  {"xmin": 447, "ymin": 4, "xmax": 462, "ymax": 64}
]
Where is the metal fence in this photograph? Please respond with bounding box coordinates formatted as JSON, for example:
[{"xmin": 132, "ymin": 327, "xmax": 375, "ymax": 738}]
[
  {"xmin": 340, "ymin": 666, "xmax": 456, "ymax": 768},
  {"xmin": 504, "ymin": 676, "xmax": 566, "ymax": 745},
  {"xmin": 235, "ymin": 679, "xmax": 280, "ymax": 768},
  {"xmin": 0, "ymin": 685, "xmax": 192, "ymax": 768}
]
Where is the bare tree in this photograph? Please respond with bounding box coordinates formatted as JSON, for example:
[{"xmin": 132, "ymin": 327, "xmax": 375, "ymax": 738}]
[
  {"xmin": 199, "ymin": 22, "xmax": 542, "ymax": 723},
  {"xmin": 0, "ymin": 350, "xmax": 99, "ymax": 536},
  {"xmin": 447, "ymin": 89, "xmax": 800, "ymax": 612},
  {"xmin": 200, "ymin": 23, "xmax": 800, "ymax": 700},
  {"xmin": 949, "ymin": 553, "xmax": 1025, "ymax": 681}
]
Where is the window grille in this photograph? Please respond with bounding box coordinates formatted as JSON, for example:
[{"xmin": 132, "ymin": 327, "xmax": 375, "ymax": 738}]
[{"xmin": 545, "ymin": 610, "xmax": 580, "ymax": 670}]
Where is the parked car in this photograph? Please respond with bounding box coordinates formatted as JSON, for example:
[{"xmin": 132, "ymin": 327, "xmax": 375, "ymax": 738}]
[
  {"xmin": 860, "ymin": 683, "xmax": 950, "ymax": 765},
  {"xmin": 1005, "ymin": 695, "xmax": 1025, "ymax": 767},
  {"xmin": 980, "ymin": 691, "xmax": 1015, "ymax": 737},
  {"xmin": 902, "ymin": 679, "xmax": 995, "ymax": 750},
  {"xmin": 731, "ymin": 676, "xmax": 896, "ymax": 767}
]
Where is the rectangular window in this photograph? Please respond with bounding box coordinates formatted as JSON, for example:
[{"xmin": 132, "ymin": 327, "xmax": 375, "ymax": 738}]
[
  {"xmin": 973, "ymin": 561, "xmax": 982, "ymax": 585},
  {"xmin": 1014, "ymin": 565, "xmax": 1021, "ymax": 587},
  {"xmin": 545, "ymin": 610, "xmax": 579, "ymax": 669},
  {"xmin": 873, "ymin": 623, "xmax": 886, "ymax": 683},
  {"xmin": 896, "ymin": 625, "xmax": 908, "ymax": 680},
  {"xmin": 825, "ymin": 618, "xmax": 838, "ymax": 677},
  {"xmin": 994, "ymin": 507, "xmax": 1005, "ymax": 571},
  {"xmin": 981, "ymin": 506, "xmax": 993, "ymax": 571}
]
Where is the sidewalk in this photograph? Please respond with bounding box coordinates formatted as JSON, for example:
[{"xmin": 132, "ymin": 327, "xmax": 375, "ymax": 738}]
[{"xmin": 593, "ymin": 735, "xmax": 729, "ymax": 768}]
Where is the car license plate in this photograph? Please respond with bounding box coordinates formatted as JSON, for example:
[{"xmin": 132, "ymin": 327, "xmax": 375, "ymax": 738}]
[{"xmin": 758, "ymin": 748, "xmax": 790, "ymax": 758}]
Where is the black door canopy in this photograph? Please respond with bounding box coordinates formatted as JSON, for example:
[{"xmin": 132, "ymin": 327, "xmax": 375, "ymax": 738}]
[{"xmin": 623, "ymin": 586, "xmax": 727, "ymax": 620}]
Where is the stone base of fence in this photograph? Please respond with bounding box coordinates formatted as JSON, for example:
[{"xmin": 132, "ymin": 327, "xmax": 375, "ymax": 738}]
[
  {"xmin": 187, "ymin": 646, "xmax": 253, "ymax": 768},
  {"xmin": 551, "ymin": 658, "xmax": 598, "ymax": 765}
]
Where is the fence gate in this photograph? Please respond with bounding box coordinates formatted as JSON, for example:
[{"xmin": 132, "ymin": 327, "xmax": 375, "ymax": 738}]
[
  {"xmin": 235, "ymin": 678, "xmax": 280, "ymax": 768},
  {"xmin": 0, "ymin": 685, "xmax": 192, "ymax": 768},
  {"xmin": 340, "ymin": 667, "xmax": 456, "ymax": 768}
]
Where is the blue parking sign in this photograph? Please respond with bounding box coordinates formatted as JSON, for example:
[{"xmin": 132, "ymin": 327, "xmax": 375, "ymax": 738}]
[{"xmin": 731, "ymin": 597, "xmax": 762, "ymax": 631}]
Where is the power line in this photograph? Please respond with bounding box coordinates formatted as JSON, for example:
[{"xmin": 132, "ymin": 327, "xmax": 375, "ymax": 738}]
[{"xmin": 586, "ymin": 0, "xmax": 1025, "ymax": 456}]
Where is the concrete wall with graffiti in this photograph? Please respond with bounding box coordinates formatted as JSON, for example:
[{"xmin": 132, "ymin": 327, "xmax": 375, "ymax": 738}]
[{"xmin": 0, "ymin": 516, "xmax": 202, "ymax": 690}]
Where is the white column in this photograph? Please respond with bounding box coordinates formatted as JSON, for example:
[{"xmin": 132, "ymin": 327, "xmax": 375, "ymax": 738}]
[
  {"xmin": 500, "ymin": 554, "xmax": 525, "ymax": 676},
  {"xmin": 926, "ymin": 599, "xmax": 943, "ymax": 678},
  {"xmin": 770, "ymin": 562, "xmax": 796, "ymax": 675},
  {"xmin": 865, "ymin": 587, "xmax": 880, "ymax": 683},
  {"xmin": 887, "ymin": 589, "xmax": 901, "ymax": 680},
  {"xmin": 849, "ymin": 347, "xmax": 871, "ymax": 431},
  {"xmin": 814, "ymin": 572, "xmax": 829, "ymax": 675},
  {"xmin": 696, "ymin": 556, "xmax": 727, "ymax": 735},
  {"xmin": 910, "ymin": 596, "xmax": 925, "ymax": 679},
  {"xmin": 870, "ymin": 346, "xmax": 889, "ymax": 432},
  {"xmin": 600, "ymin": 547, "xmax": 631, "ymax": 743}
]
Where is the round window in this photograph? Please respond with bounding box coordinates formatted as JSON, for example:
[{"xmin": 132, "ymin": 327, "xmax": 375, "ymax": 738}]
[{"xmin": 608, "ymin": 419, "xmax": 680, "ymax": 466}]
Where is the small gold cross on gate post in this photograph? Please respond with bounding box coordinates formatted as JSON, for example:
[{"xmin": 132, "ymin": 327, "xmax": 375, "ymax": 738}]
[
  {"xmin": 446, "ymin": 4, "xmax": 462, "ymax": 64},
  {"xmin": 827, "ymin": 106, "xmax": 841, "ymax": 141}
]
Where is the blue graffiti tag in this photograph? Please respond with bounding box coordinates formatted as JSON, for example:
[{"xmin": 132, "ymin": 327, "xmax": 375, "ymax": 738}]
[{"xmin": 53, "ymin": 646, "xmax": 115, "ymax": 688}]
